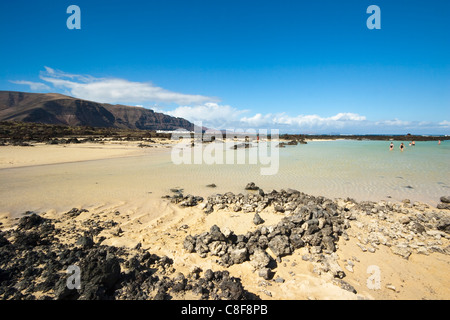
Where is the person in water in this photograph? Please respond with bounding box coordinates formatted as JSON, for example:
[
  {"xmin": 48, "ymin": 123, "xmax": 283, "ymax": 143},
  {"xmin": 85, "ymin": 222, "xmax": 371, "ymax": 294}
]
[
  {"xmin": 400, "ymin": 143, "xmax": 405, "ymax": 151},
  {"xmin": 412, "ymin": 141, "xmax": 415, "ymax": 146},
  {"xmin": 389, "ymin": 142, "xmax": 394, "ymax": 151}
]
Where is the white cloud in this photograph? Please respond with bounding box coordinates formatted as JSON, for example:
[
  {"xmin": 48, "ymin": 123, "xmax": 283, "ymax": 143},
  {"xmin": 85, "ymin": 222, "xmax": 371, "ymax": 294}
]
[
  {"xmin": 157, "ymin": 102, "xmax": 249, "ymax": 128},
  {"xmin": 35, "ymin": 67, "xmax": 216, "ymax": 105},
  {"xmin": 239, "ymin": 112, "xmax": 449, "ymax": 134},
  {"xmin": 240, "ymin": 112, "xmax": 367, "ymax": 129},
  {"xmin": 329, "ymin": 113, "xmax": 367, "ymax": 121},
  {"xmin": 152, "ymin": 106, "xmax": 371, "ymax": 132},
  {"xmin": 157, "ymin": 103, "xmax": 437, "ymax": 134},
  {"xmin": 10, "ymin": 80, "xmax": 51, "ymax": 91},
  {"xmin": 240, "ymin": 113, "xmax": 274, "ymax": 127},
  {"xmin": 375, "ymin": 119, "xmax": 412, "ymax": 126}
]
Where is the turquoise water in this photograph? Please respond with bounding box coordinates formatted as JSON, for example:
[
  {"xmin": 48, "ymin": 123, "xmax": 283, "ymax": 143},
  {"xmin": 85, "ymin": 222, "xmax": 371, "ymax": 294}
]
[
  {"xmin": 275, "ymin": 139, "xmax": 450, "ymax": 203},
  {"xmin": 0, "ymin": 139, "xmax": 449, "ymax": 216}
]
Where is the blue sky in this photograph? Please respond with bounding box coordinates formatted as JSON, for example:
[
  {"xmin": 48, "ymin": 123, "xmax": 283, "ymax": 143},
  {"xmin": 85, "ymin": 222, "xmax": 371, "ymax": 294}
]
[{"xmin": 1, "ymin": 0, "xmax": 449, "ymax": 134}]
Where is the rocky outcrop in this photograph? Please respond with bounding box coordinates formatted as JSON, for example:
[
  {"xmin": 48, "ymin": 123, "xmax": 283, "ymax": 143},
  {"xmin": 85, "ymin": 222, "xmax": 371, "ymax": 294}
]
[{"xmin": 0, "ymin": 211, "xmax": 257, "ymax": 300}]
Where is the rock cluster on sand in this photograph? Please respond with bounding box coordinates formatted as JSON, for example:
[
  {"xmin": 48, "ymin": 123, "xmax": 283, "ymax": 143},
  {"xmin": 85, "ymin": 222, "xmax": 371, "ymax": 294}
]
[
  {"xmin": 202, "ymin": 187, "xmax": 344, "ymax": 215},
  {"xmin": 344, "ymin": 198, "xmax": 450, "ymax": 259},
  {"xmin": 162, "ymin": 190, "xmax": 204, "ymax": 208},
  {"xmin": 184, "ymin": 188, "xmax": 349, "ymax": 281},
  {"xmin": 244, "ymin": 182, "xmax": 260, "ymax": 191},
  {"xmin": 182, "ymin": 186, "xmax": 450, "ymax": 292},
  {"xmin": 0, "ymin": 212, "xmax": 256, "ymax": 300},
  {"xmin": 437, "ymin": 196, "xmax": 450, "ymax": 210}
]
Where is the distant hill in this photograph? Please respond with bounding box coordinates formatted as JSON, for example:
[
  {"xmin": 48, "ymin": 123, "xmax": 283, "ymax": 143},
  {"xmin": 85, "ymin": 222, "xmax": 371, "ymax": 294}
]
[{"xmin": 0, "ymin": 91, "xmax": 194, "ymax": 131}]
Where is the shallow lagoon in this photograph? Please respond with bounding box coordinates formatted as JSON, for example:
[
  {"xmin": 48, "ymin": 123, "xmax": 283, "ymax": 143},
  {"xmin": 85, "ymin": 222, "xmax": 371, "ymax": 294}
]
[{"xmin": 0, "ymin": 139, "xmax": 448, "ymax": 216}]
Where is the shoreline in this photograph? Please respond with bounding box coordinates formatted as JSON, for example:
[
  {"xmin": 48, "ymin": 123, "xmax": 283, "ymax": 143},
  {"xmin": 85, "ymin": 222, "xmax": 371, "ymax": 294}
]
[
  {"xmin": 1, "ymin": 121, "xmax": 448, "ymax": 145},
  {"xmin": 0, "ymin": 141, "xmax": 174, "ymax": 170}
]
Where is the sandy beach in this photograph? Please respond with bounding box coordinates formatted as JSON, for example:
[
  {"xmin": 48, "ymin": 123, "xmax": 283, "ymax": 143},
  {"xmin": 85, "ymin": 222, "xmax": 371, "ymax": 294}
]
[
  {"xmin": 0, "ymin": 139, "xmax": 176, "ymax": 169},
  {"xmin": 0, "ymin": 141, "xmax": 449, "ymax": 300}
]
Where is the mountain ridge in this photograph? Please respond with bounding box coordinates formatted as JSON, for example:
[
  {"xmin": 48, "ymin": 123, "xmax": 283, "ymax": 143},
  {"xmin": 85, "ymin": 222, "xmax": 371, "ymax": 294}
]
[{"xmin": 0, "ymin": 91, "xmax": 194, "ymax": 131}]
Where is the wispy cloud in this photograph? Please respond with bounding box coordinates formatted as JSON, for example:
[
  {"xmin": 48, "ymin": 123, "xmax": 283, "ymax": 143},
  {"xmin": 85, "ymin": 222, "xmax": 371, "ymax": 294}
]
[
  {"xmin": 42, "ymin": 67, "xmax": 93, "ymax": 81},
  {"xmin": 375, "ymin": 119, "xmax": 412, "ymax": 126},
  {"xmin": 14, "ymin": 67, "xmax": 217, "ymax": 105},
  {"xmin": 9, "ymin": 80, "xmax": 51, "ymax": 91}
]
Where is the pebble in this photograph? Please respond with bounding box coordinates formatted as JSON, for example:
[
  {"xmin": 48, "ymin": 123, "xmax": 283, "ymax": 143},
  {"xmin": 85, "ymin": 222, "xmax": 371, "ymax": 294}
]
[
  {"xmin": 386, "ymin": 284, "xmax": 397, "ymax": 291},
  {"xmin": 274, "ymin": 277, "xmax": 285, "ymax": 283},
  {"xmin": 258, "ymin": 280, "xmax": 271, "ymax": 287},
  {"xmin": 110, "ymin": 226, "xmax": 123, "ymax": 236},
  {"xmin": 356, "ymin": 243, "xmax": 367, "ymax": 252},
  {"xmin": 416, "ymin": 247, "xmax": 429, "ymax": 255},
  {"xmin": 261, "ymin": 290, "xmax": 272, "ymax": 297},
  {"xmin": 390, "ymin": 245, "xmax": 412, "ymax": 260},
  {"xmin": 399, "ymin": 216, "xmax": 410, "ymax": 224},
  {"xmin": 258, "ymin": 268, "xmax": 273, "ymax": 280}
]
